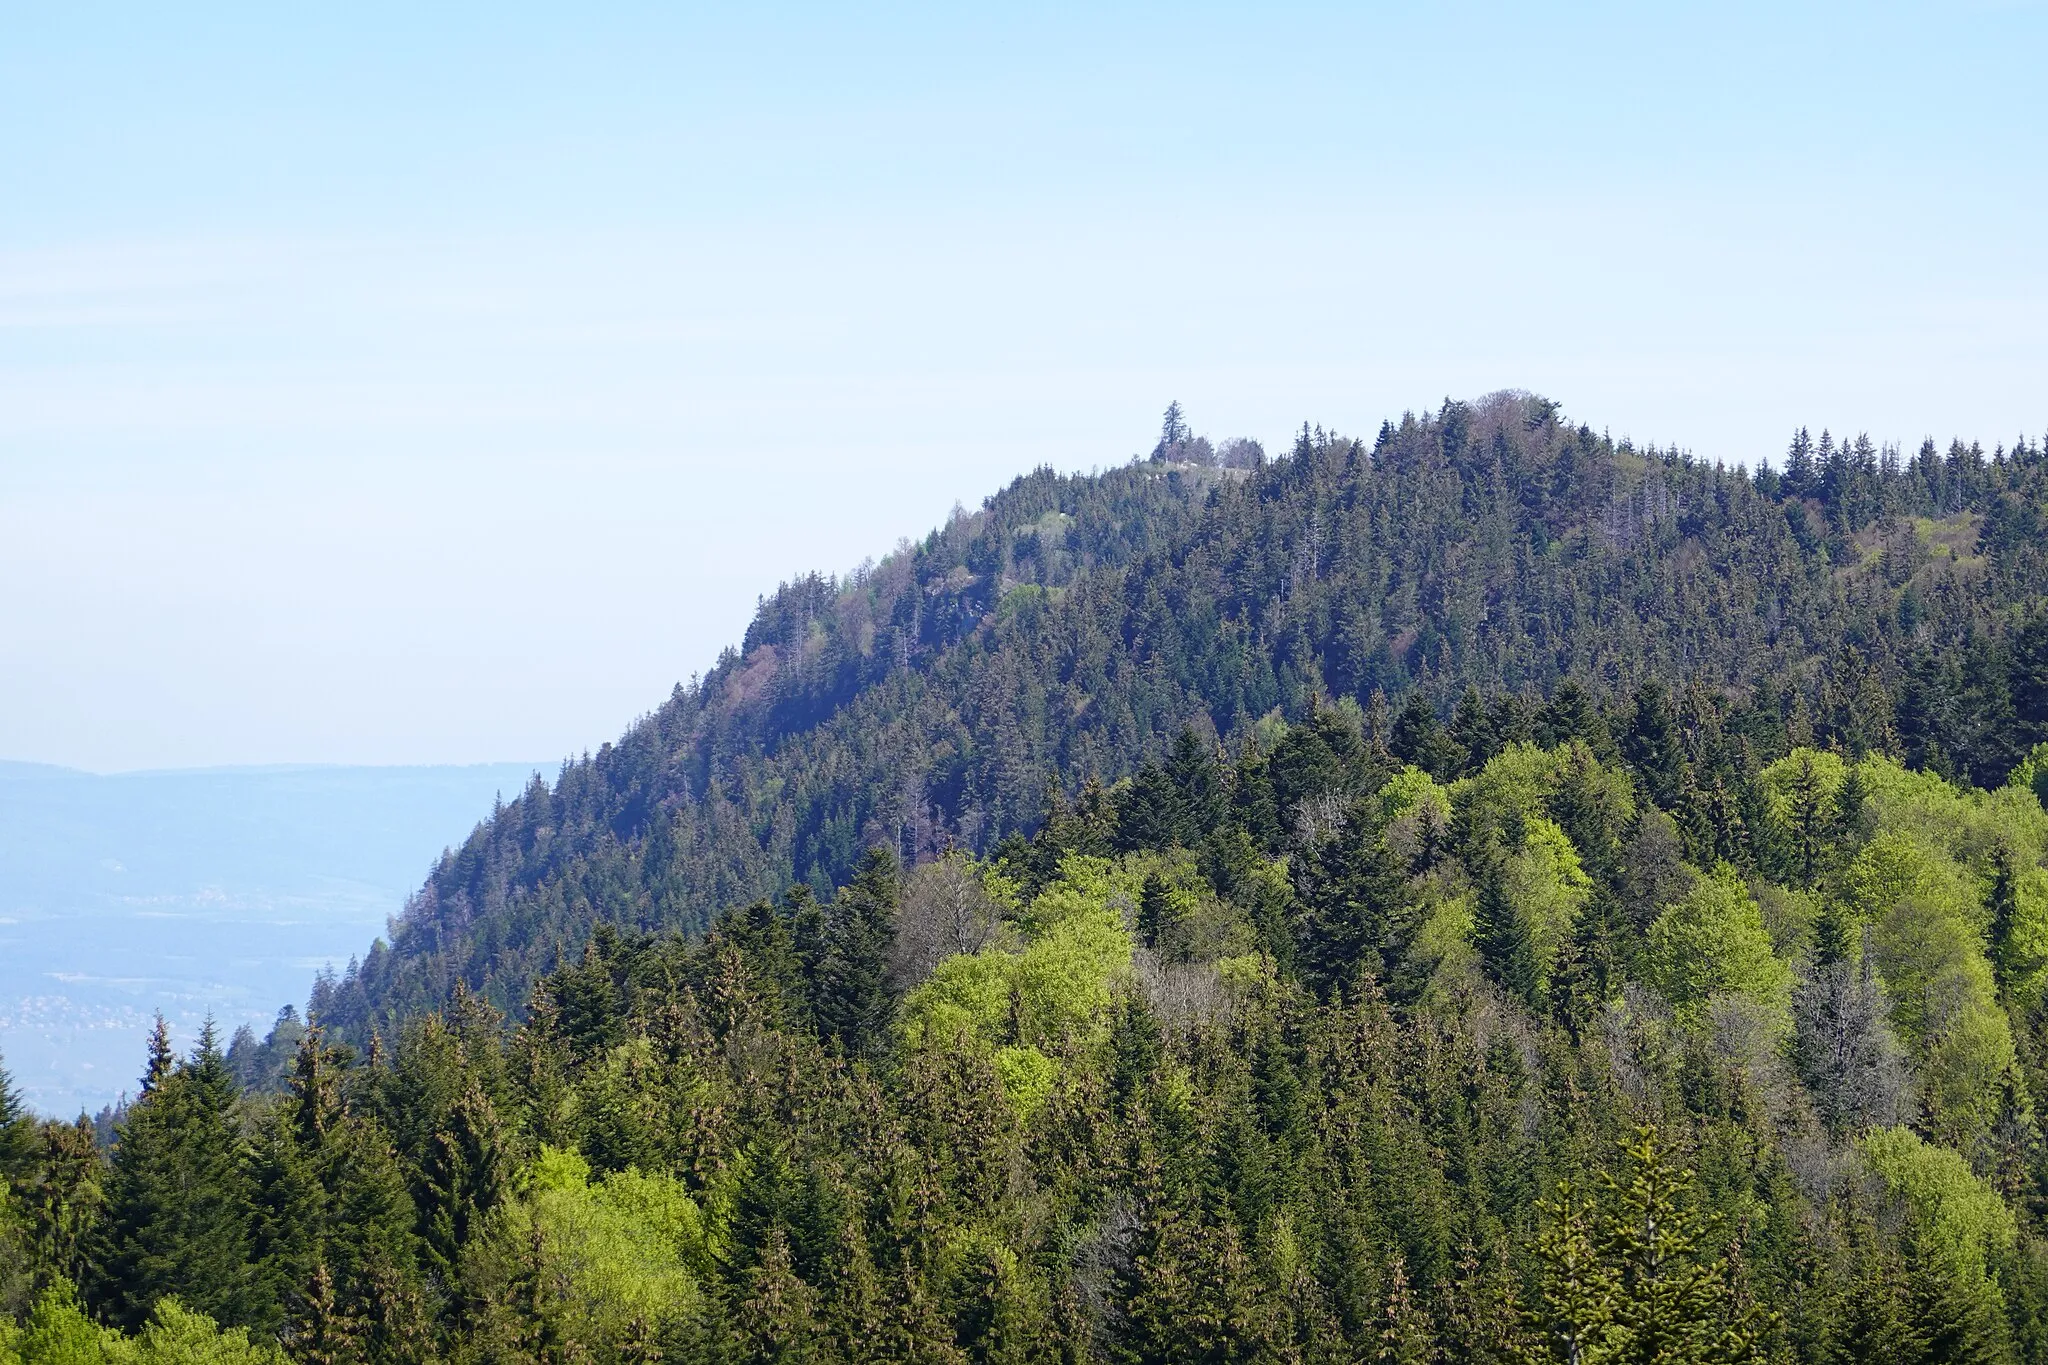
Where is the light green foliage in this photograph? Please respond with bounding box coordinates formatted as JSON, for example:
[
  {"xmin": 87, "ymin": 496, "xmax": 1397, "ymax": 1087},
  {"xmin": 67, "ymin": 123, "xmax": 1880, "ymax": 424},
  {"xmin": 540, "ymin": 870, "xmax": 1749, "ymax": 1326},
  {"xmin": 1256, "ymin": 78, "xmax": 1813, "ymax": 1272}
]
[
  {"xmin": 1126, "ymin": 846, "xmax": 1251, "ymax": 960},
  {"xmin": 992, "ymin": 1046, "xmax": 1059, "ymax": 1122},
  {"xmin": 1405, "ymin": 885, "xmax": 1479, "ymax": 995},
  {"xmin": 2010, "ymin": 741, "xmax": 2048, "ymax": 812},
  {"xmin": 1378, "ymin": 765, "xmax": 1452, "ymax": 826},
  {"xmin": 513, "ymin": 1146, "xmax": 706, "ymax": 1350},
  {"xmin": 1453, "ymin": 742, "xmax": 1634, "ymax": 848},
  {"xmin": 0, "ymin": 1285, "xmax": 283, "ymax": 1365},
  {"xmin": 1842, "ymin": 831, "xmax": 1984, "ymax": 935},
  {"xmin": 1759, "ymin": 748, "xmax": 1849, "ymax": 822},
  {"xmin": 1646, "ymin": 866, "xmax": 1793, "ymax": 1031},
  {"xmin": 1524, "ymin": 1128, "xmax": 1769, "ymax": 1365},
  {"xmin": 1379, "ymin": 765, "xmax": 1454, "ymax": 868},
  {"xmin": 1503, "ymin": 817, "xmax": 1592, "ymax": 996},
  {"xmin": 1859, "ymin": 1126, "xmax": 2016, "ymax": 1293},
  {"xmin": 1860, "ymin": 754, "xmax": 2048, "ymax": 872},
  {"xmin": 2001, "ymin": 859, "xmax": 2048, "ymax": 1009},
  {"xmin": 125, "ymin": 1302, "xmax": 283, "ymax": 1365},
  {"xmin": 1844, "ymin": 831, "xmax": 2017, "ymax": 1143},
  {"xmin": 1869, "ymin": 888, "xmax": 2014, "ymax": 1143},
  {"xmin": 902, "ymin": 855, "xmax": 1134, "ymax": 1117}
]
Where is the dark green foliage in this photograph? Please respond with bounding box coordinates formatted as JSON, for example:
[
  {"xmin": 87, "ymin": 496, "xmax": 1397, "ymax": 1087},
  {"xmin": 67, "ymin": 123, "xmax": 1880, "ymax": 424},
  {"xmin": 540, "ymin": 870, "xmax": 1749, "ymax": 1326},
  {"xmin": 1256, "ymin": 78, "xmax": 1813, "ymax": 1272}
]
[
  {"xmin": 416, "ymin": 1081, "xmax": 507, "ymax": 1292},
  {"xmin": 1295, "ymin": 820, "xmax": 1406, "ymax": 997},
  {"xmin": 92, "ymin": 1018, "xmax": 264, "ymax": 1331},
  {"xmin": 14, "ymin": 397, "xmax": 2048, "ymax": 1361},
  {"xmin": 1623, "ymin": 681, "xmax": 1684, "ymax": 810},
  {"xmin": 1391, "ymin": 693, "xmax": 1464, "ymax": 782},
  {"xmin": 306, "ymin": 401, "xmax": 2048, "ymax": 1041},
  {"xmin": 1474, "ymin": 858, "xmax": 1539, "ymax": 1008},
  {"xmin": 0, "ymin": 1052, "xmax": 34, "ymax": 1185},
  {"xmin": 814, "ymin": 849, "xmax": 901, "ymax": 1058}
]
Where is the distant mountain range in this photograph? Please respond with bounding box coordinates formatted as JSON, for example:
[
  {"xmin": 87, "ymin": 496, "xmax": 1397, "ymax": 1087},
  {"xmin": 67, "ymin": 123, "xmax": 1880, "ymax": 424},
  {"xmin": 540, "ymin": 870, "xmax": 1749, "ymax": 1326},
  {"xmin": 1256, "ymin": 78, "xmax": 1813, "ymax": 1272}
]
[{"xmin": 0, "ymin": 760, "xmax": 542, "ymax": 1114}]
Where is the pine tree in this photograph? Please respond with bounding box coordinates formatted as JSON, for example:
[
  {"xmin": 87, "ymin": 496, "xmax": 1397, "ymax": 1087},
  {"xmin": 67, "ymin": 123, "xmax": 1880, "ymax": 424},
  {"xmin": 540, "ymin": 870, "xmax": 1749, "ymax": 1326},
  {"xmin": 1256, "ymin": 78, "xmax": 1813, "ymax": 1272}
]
[
  {"xmin": 1783, "ymin": 750, "xmax": 1832, "ymax": 887},
  {"xmin": 1524, "ymin": 1180, "xmax": 1617, "ymax": 1365},
  {"xmin": 1376, "ymin": 1256, "xmax": 1437, "ymax": 1365},
  {"xmin": 1597, "ymin": 1128, "xmax": 1767, "ymax": 1364},
  {"xmin": 1136, "ymin": 874, "xmax": 1183, "ymax": 957},
  {"xmin": 1392, "ymin": 694, "xmax": 1465, "ymax": 782},
  {"xmin": 1539, "ymin": 681, "xmax": 1605, "ymax": 750},
  {"xmin": 1114, "ymin": 762, "xmax": 1188, "ymax": 854},
  {"xmin": 1623, "ymin": 682, "xmax": 1684, "ymax": 810},
  {"xmin": 1165, "ymin": 726, "xmax": 1226, "ymax": 842},
  {"xmin": 1298, "ymin": 828, "xmax": 1405, "ymax": 998},
  {"xmin": 290, "ymin": 1260, "xmax": 364, "ymax": 1365},
  {"xmin": 20, "ymin": 1115, "xmax": 104, "ymax": 1294},
  {"xmin": 1452, "ymin": 686, "xmax": 1499, "ymax": 776},
  {"xmin": 1231, "ymin": 737, "xmax": 1282, "ymax": 850}
]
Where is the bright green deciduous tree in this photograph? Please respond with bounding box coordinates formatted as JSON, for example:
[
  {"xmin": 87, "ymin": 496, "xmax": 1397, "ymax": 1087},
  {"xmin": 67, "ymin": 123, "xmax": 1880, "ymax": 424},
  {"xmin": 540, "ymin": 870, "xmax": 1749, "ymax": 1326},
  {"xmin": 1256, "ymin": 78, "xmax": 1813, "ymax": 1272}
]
[
  {"xmin": 1859, "ymin": 1126, "xmax": 2017, "ymax": 1308},
  {"xmin": 1646, "ymin": 867, "xmax": 1794, "ymax": 1031},
  {"xmin": 510, "ymin": 1146, "xmax": 706, "ymax": 1355}
]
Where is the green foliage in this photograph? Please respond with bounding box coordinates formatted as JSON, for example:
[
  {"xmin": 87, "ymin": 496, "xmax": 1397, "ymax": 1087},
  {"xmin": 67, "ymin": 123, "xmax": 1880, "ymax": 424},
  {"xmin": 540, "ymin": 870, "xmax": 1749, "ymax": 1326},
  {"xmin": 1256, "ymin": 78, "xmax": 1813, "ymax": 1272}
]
[
  {"xmin": 901, "ymin": 855, "xmax": 1133, "ymax": 1117},
  {"xmin": 313, "ymin": 399, "xmax": 2048, "ymax": 1042},
  {"xmin": 1524, "ymin": 1129, "xmax": 1768, "ymax": 1364},
  {"xmin": 92, "ymin": 1021, "xmax": 262, "ymax": 1333},
  {"xmin": 1645, "ymin": 867, "xmax": 1794, "ymax": 1031},
  {"xmin": 510, "ymin": 1146, "xmax": 705, "ymax": 1350},
  {"xmin": 813, "ymin": 849, "xmax": 903, "ymax": 1059},
  {"xmin": 20, "ymin": 400, "xmax": 2048, "ymax": 1363},
  {"xmin": 0, "ymin": 1282, "xmax": 284, "ymax": 1365},
  {"xmin": 2009, "ymin": 741, "xmax": 2048, "ymax": 813},
  {"xmin": 1859, "ymin": 1126, "xmax": 2017, "ymax": 1300}
]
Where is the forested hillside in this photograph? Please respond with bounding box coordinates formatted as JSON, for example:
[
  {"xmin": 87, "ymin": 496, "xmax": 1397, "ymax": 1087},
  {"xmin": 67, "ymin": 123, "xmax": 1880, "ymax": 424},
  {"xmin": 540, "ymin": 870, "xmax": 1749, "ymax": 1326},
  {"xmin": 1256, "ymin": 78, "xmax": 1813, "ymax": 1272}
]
[
  {"xmin": 316, "ymin": 392, "xmax": 2048, "ymax": 1040},
  {"xmin": 9, "ymin": 720, "xmax": 2048, "ymax": 1361},
  {"xmin": 6, "ymin": 391, "xmax": 2048, "ymax": 1363}
]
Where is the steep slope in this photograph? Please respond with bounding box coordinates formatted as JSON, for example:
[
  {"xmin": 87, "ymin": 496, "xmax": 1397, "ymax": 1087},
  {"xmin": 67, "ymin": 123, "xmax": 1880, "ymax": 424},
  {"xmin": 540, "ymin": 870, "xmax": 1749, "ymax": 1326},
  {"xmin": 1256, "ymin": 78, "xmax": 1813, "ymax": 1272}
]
[{"xmin": 316, "ymin": 392, "xmax": 2048, "ymax": 1039}]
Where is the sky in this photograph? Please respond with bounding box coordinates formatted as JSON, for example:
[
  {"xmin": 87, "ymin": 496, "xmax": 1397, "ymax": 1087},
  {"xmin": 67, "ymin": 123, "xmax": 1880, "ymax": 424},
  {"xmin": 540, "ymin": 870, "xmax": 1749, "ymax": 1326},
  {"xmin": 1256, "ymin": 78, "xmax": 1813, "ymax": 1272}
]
[{"xmin": 3, "ymin": 2, "xmax": 2044, "ymax": 772}]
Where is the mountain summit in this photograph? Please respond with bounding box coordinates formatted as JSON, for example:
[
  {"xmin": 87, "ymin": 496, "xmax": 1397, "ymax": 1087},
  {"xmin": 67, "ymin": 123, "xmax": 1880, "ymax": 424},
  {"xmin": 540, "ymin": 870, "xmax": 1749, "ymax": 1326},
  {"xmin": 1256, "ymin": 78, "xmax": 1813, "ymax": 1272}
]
[{"xmin": 315, "ymin": 392, "xmax": 2048, "ymax": 1039}]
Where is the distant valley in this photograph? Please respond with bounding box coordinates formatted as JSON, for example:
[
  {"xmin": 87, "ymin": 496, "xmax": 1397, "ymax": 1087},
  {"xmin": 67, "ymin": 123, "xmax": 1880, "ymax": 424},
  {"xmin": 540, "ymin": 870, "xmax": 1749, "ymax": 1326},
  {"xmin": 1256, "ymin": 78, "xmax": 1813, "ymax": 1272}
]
[{"xmin": 0, "ymin": 760, "xmax": 540, "ymax": 1114}]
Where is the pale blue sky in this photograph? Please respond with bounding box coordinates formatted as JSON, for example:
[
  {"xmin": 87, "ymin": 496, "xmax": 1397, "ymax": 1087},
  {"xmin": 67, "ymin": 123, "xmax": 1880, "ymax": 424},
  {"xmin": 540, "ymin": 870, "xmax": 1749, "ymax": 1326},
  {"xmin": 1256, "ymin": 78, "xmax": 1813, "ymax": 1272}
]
[{"xmin": 3, "ymin": 3, "xmax": 2044, "ymax": 770}]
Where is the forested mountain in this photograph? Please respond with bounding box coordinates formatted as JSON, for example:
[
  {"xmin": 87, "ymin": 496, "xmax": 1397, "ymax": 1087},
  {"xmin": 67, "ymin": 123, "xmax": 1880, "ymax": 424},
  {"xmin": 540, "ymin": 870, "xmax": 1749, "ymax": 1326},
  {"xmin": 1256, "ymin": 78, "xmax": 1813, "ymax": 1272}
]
[
  {"xmin": 7, "ymin": 391, "xmax": 2048, "ymax": 1364},
  {"xmin": 315, "ymin": 392, "xmax": 2048, "ymax": 1041}
]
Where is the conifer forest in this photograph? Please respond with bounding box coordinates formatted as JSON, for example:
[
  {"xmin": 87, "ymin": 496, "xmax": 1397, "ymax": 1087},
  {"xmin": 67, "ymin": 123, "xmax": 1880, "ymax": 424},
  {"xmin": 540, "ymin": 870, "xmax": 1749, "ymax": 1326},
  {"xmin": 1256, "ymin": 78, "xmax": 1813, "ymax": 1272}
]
[{"xmin": 10, "ymin": 391, "xmax": 2048, "ymax": 1363}]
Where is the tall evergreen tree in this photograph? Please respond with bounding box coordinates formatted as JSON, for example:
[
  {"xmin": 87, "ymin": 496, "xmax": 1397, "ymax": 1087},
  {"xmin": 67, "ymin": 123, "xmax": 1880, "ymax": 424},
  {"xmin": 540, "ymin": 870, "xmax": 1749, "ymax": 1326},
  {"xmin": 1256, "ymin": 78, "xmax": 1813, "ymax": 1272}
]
[
  {"xmin": 815, "ymin": 849, "xmax": 902, "ymax": 1058},
  {"xmin": 94, "ymin": 1018, "xmax": 262, "ymax": 1330},
  {"xmin": 0, "ymin": 1050, "xmax": 35, "ymax": 1186}
]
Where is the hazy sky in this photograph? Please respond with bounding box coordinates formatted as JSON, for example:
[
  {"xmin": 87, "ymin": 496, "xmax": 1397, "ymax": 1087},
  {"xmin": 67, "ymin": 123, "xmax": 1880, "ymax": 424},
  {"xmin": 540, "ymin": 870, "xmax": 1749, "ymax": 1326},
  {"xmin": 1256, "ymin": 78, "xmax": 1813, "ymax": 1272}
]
[{"xmin": 4, "ymin": 3, "xmax": 2043, "ymax": 771}]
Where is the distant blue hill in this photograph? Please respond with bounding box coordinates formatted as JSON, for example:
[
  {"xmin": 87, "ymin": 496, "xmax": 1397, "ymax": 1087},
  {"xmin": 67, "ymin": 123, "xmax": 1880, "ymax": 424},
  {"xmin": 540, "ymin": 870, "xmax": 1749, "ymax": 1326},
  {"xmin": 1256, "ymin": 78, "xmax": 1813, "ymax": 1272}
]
[{"xmin": 0, "ymin": 760, "xmax": 544, "ymax": 1115}]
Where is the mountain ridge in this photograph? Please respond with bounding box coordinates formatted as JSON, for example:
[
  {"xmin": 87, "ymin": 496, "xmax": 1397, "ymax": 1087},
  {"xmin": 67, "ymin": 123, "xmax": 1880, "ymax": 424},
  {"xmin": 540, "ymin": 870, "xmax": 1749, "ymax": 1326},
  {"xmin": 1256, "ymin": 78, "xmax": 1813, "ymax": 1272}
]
[{"xmin": 313, "ymin": 391, "xmax": 2048, "ymax": 1042}]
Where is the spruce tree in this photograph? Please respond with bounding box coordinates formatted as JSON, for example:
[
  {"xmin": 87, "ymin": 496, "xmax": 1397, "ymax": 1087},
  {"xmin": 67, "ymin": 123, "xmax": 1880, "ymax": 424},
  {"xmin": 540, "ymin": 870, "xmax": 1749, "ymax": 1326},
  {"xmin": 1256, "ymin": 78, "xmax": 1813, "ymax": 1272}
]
[
  {"xmin": 1475, "ymin": 860, "xmax": 1539, "ymax": 1009},
  {"xmin": 1391, "ymin": 694, "xmax": 1465, "ymax": 782},
  {"xmin": 417, "ymin": 1081, "xmax": 507, "ymax": 1294},
  {"xmin": 0, "ymin": 1050, "xmax": 34, "ymax": 1185},
  {"xmin": 815, "ymin": 849, "xmax": 901, "ymax": 1058},
  {"xmin": 95, "ymin": 1017, "xmax": 261, "ymax": 1330},
  {"xmin": 1164, "ymin": 726, "xmax": 1226, "ymax": 843},
  {"xmin": 1451, "ymin": 686, "xmax": 1499, "ymax": 775},
  {"xmin": 1623, "ymin": 681, "xmax": 1685, "ymax": 810},
  {"xmin": 1231, "ymin": 737, "xmax": 1282, "ymax": 851}
]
